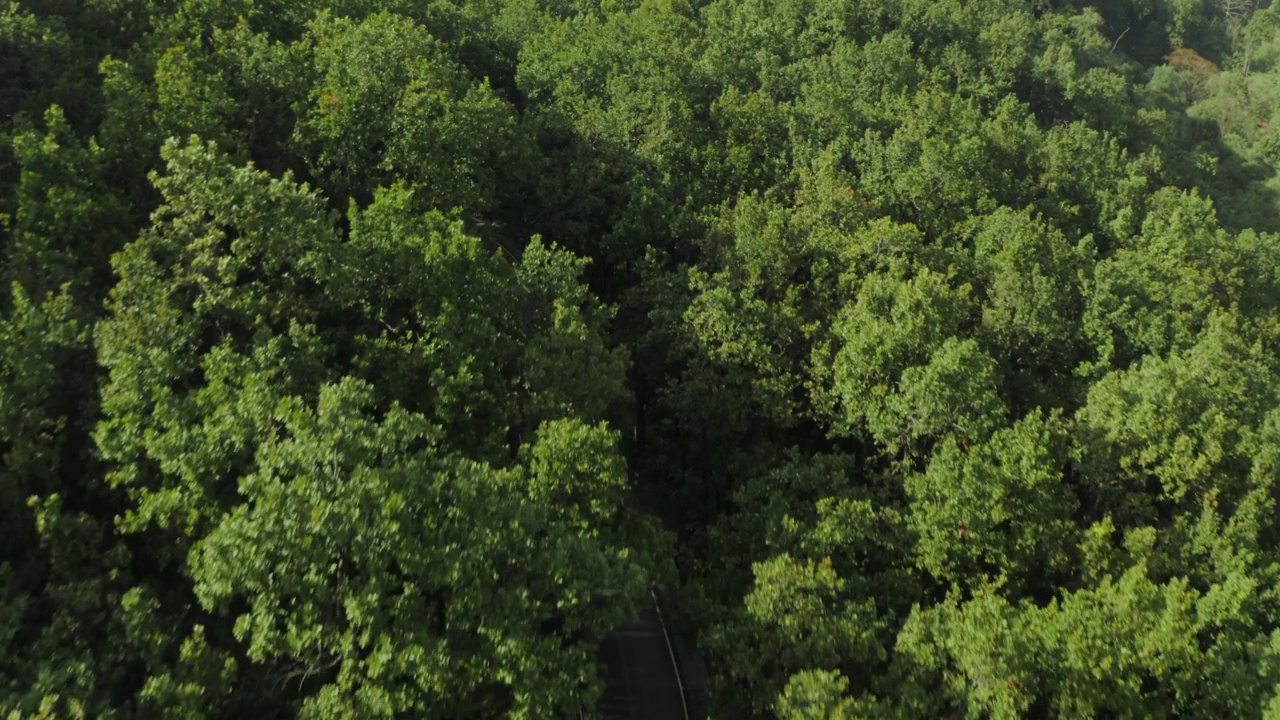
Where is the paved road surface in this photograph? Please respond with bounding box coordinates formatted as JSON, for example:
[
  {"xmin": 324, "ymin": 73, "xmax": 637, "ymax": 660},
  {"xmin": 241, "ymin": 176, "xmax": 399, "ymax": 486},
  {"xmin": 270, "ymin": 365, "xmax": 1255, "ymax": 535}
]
[{"xmin": 595, "ymin": 607, "xmax": 687, "ymax": 720}]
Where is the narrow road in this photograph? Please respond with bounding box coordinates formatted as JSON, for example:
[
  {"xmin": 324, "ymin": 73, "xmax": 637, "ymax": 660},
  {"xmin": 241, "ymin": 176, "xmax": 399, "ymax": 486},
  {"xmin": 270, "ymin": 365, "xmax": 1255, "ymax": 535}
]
[{"xmin": 596, "ymin": 606, "xmax": 688, "ymax": 720}]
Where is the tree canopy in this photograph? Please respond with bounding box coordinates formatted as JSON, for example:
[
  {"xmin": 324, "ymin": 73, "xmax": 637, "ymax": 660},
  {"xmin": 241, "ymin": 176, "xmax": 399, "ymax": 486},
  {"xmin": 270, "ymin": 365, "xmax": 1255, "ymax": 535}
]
[{"xmin": 4, "ymin": 0, "xmax": 1280, "ymax": 718}]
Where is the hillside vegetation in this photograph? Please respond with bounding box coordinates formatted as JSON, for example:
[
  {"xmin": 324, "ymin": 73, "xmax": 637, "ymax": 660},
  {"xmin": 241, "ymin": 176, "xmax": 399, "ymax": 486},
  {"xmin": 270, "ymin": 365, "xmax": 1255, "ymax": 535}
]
[{"xmin": 4, "ymin": 0, "xmax": 1280, "ymax": 717}]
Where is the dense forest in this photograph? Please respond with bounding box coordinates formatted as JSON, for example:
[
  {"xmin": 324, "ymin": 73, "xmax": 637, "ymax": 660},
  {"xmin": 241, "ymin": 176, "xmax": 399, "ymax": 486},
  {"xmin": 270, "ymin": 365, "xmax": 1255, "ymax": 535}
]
[{"xmin": 4, "ymin": 0, "xmax": 1280, "ymax": 717}]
